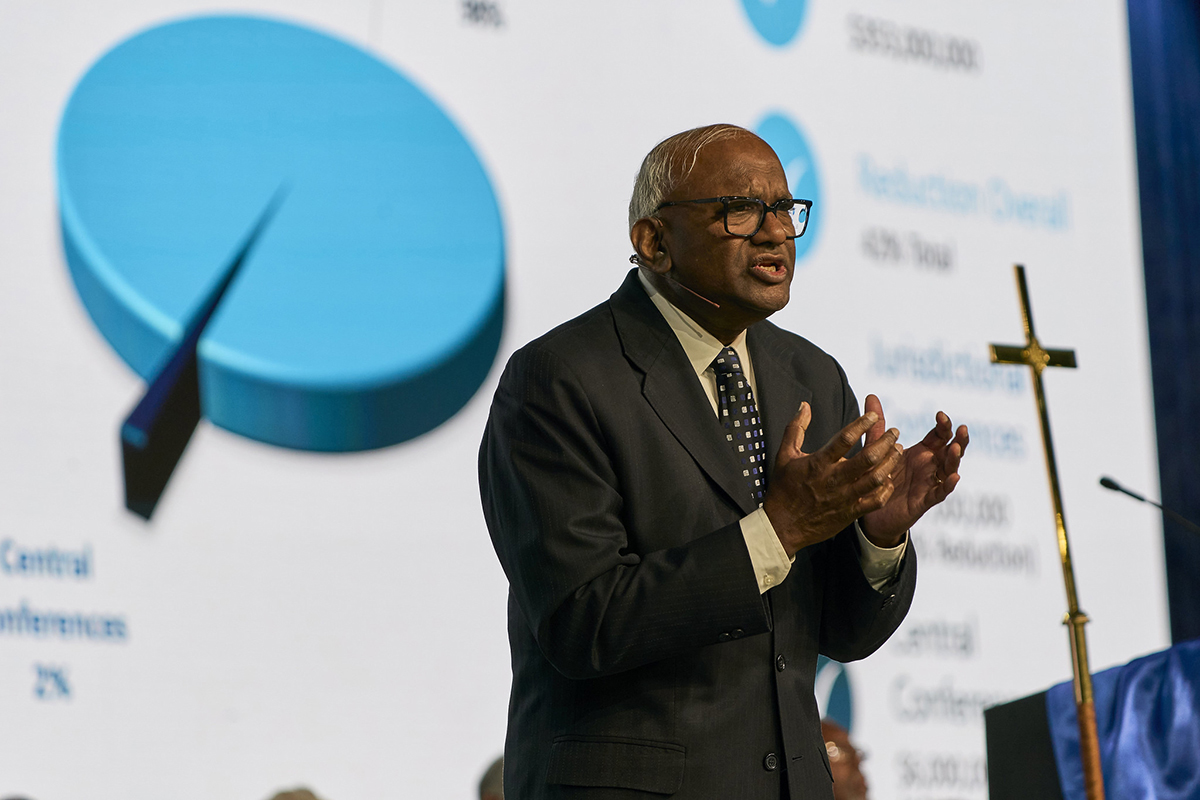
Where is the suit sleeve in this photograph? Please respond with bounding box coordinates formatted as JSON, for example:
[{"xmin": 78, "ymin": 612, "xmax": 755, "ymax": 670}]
[
  {"xmin": 817, "ymin": 359, "xmax": 917, "ymax": 662},
  {"xmin": 479, "ymin": 346, "xmax": 771, "ymax": 680}
]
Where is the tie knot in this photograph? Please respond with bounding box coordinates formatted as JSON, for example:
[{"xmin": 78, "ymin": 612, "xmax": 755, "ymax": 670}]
[{"xmin": 711, "ymin": 347, "xmax": 744, "ymax": 377}]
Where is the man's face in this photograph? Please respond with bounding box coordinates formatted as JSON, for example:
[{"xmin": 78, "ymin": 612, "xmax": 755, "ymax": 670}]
[{"xmin": 656, "ymin": 134, "xmax": 796, "ymax": 335}]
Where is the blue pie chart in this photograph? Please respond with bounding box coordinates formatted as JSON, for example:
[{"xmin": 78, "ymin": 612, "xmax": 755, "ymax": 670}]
[{"xmin": 57, "ymin": 15, "xmax": 505, "ymax": 452}]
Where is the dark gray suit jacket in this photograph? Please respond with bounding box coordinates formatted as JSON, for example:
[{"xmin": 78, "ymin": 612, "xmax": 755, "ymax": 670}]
[{"xmin": 479, "ymin": 269, "xmax": 915, "ymax": 799}]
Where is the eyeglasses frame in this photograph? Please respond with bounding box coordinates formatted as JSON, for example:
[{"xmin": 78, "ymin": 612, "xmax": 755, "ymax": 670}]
[{"xmin": 655, "ymin": 196, "xmax": 813, "ymax": 239}]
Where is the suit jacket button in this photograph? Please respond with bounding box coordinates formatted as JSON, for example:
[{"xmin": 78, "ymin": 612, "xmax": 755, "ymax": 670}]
[
  {"xmin": 731, "ymin": 628, "xmax": 745, "ymax": 639},
  {"xmin": 718, "ymin": 632, "xmax": 731, "ymax": 643},
  {"xmin": 763, "ymin": 753, "xmax": 779, "ymax": 772},
  {"xmin": 776, "ymin": 654, "xmax": 787, "ymax": 672}
]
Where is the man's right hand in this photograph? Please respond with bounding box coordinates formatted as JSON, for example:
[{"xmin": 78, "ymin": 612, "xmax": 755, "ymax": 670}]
[{"xmin": 763, "ymin": 403, "xmax": 904, "ymax": 558}]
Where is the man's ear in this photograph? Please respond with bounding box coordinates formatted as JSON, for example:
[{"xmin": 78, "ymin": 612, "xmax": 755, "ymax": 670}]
[{"xmin": 630, "ymin": 217, "xmax": 671, "ymax": 274}]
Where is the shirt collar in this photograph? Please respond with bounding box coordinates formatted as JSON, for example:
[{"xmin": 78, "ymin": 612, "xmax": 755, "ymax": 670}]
[{"xmin": 637, "ymin": 269, "xmax": 751, "ymax": 379}]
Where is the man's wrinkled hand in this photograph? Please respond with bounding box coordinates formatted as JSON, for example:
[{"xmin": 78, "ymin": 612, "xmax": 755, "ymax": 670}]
[
  {"xmin": 763, "ymin": 402, "xmax": 904, "ymax": 558},
  {"xmin": 861, "ymin": 394, "xmax": 969, "ymax": 546}
]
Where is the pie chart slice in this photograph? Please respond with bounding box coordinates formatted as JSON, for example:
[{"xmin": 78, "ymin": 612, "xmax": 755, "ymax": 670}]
[{"xmin": 57, "ymin": 15, "xmax": 505, "ymax": 452}]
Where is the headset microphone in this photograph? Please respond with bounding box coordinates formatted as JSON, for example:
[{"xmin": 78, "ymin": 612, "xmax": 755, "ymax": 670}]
[{"xmin": 628, "ymin": 254, "xmax": 721, "ymax": 309}]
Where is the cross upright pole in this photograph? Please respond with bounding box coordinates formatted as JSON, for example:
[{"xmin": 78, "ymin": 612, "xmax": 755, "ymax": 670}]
[{"xmin": 989, "ymin": 264, "xmax": 1104, "ymax": 800}]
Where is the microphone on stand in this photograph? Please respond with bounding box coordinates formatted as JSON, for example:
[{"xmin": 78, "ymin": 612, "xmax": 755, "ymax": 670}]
[{"xmin": 1099, "ymin": 476, "xmax": 1200, "ymax": 536}]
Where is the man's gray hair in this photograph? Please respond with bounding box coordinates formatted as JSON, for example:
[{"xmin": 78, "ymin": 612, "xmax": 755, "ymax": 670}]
[{"xmin": 628, "ymin": 124, "xmax": 751, "ymax": 231}]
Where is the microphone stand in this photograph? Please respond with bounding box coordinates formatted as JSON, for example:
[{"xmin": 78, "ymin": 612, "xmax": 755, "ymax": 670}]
[{"xmin": 1099, "ymin": 476, "xmax": 1200, "ymax": 536}]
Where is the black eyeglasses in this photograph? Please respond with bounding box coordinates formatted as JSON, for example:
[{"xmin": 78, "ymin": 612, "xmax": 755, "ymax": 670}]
[{"xmin": 656, "ymin": 196, "xmax": 812, "ymax": 239}]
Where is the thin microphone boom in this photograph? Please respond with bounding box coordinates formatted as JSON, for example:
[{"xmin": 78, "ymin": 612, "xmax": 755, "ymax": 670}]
[
  {"xmin": 1099, "ymin": 476, "xmax": 1200, "ymax": 535},
  {"xmin": 629, "ymin": 254, "xmax": 721, "ymax": 308},
  {"xmin": 667, "ymin": 274, "xmax": 721, "ymax": 309}
]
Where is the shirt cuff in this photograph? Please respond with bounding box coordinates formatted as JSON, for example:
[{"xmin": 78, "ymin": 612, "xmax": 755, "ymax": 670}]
[
  {"xmin": 740, "ymin": 507, "xmax": 794, "ymax": 594},
  {"xmin": 855, "ymin": 521, "xmax": 907, "ymax": 592}
]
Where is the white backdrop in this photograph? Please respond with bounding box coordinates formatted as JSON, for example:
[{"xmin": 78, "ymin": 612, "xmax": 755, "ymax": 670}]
[{"xmin": 0, "ymin": 1, "xmax": 1169, "ymax": 798}]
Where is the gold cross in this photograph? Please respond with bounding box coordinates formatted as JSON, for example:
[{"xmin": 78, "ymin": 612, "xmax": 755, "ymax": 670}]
[
  {"xmin": 988, "ymin": 265, "xmax": 1077, "ymax": 374},
  {"xmin": 989, "ymin": 264, "xmax": 1103, "ymax": 800}
]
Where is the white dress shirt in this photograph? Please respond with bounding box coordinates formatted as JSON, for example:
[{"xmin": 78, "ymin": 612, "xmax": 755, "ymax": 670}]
[{"xmin": 637, "ymin": 270, "xmax": 906, "ymax": 594}]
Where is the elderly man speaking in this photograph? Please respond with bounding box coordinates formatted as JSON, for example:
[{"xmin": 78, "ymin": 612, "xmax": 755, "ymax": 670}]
[{"xmin": 479, "ymin": 124, "xmax": 968, "ymax": 800}]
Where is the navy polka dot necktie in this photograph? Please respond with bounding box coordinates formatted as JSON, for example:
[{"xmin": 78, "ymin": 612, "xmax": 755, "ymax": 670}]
[{"xmin": 711, "ymin": 347, "xmax": 768, "ymax": 506}]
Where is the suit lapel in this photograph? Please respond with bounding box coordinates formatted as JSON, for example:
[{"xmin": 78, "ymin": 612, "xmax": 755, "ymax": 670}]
[
  {"xmin": 609, "ymin": 271, "xmax": 757, "ymax": 516},
  {"xmin": 747, "ymin": 322, "xmax": 813, "ymax": 485}
]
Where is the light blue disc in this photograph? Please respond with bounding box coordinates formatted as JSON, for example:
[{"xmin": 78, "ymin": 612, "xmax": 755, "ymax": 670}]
[
  {"xmin": 740, "ymin": 0, "xmax": 808, "ymax": 47},
  {"xmin": 58, "ymin": 15, "xmax": 505, "ymax": 451},
  {"xmin": 755, "ymin": 112, "xmax": 821, "ymax": 263}
]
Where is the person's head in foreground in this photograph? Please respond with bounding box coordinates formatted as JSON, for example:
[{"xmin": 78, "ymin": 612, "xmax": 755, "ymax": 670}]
[
  {"xmin": 479, "ymin": 755, "xmax": 504, "ymax": 800},
  {"xmin": 268, "ymin": 789, "xmax": 323, "ymax": 800},
  {"xmin": 822, "ymin": 719, "xmax": 869, "ymax": 800}
]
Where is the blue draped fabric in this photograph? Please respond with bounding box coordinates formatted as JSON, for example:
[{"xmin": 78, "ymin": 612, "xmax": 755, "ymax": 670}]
[
  {"xmin": 1127, "ymin": 0, "xmax": 1200, "ymax": 642},
  {"xmin": 1046, "ymin": 639, "xmax": 1200, "ymax": 799}
]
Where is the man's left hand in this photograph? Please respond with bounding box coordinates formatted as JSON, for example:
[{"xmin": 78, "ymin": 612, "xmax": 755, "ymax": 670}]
[{"xmin": 860, "ymin": 394, "xmax": 969, "ymax": 547}]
